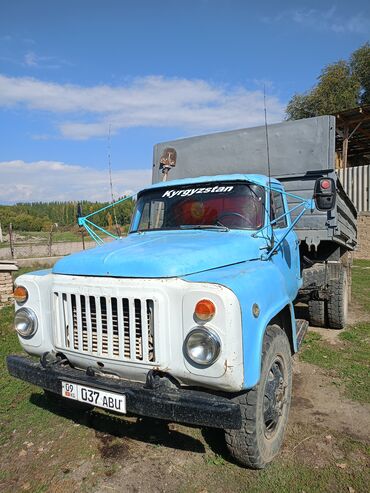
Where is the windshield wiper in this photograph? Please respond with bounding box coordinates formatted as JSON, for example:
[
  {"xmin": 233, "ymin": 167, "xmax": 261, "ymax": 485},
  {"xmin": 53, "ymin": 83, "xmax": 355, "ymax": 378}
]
[{"xmin": 180, "ymin": 224, "xmax": 229, "ymax": 232}]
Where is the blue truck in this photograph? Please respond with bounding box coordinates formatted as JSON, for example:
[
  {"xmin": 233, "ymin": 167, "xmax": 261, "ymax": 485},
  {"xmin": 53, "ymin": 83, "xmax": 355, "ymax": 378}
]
[{"xmin": 7, "ymin": 116, "xmax": 356, "ymax": 468}]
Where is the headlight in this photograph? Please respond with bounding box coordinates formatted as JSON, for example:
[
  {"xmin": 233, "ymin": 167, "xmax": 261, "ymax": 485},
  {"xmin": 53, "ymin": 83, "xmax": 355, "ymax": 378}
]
[
  {"xmin": 184, "ymin": 327, "xmax": 221, "ymax": 366},
  {"xmin": 14, "ymin": 308, "xmax": 38, "ymax": 338}
]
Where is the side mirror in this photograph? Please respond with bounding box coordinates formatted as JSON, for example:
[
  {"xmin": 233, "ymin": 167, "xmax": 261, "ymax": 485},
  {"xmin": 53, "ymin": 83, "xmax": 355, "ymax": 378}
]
[{"xmin": 314, "ymin": 177, "xmax": 336, "ymax": 211}]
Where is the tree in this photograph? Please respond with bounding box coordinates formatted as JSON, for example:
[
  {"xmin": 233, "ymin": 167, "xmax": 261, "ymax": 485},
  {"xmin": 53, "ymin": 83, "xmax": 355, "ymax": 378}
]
[
  {"xmin": 350, "ymin": 42, "xmax": 370, "ymax": 104},
  {"xmin": 0, "ymin": 198, "xmax": 135, "ymax": 233},
  {"xmin": 313, "ymin": 61, "xmax": 360, "ymax": 114},
  {"xmin": 286, "ymin": 43, "xmax": 370, "ymax": 120}
]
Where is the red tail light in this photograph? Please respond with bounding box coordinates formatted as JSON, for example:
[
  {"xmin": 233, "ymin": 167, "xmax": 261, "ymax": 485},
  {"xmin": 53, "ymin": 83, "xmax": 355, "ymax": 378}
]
[{"xmin": 320, "ymin": 179, "xmax": 331, "ymax": 190}]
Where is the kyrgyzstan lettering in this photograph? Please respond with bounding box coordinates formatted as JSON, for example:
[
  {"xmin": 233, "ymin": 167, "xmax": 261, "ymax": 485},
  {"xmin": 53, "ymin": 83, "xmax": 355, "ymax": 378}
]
[{"xmin": 162, "ymin": 185, "xmax": 234, "ymax": 199}]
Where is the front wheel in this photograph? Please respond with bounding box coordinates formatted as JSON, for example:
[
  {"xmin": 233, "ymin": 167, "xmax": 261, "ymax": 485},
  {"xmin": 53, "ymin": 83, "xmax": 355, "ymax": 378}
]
[{"xmin": 225, "ymin": 325, "xmax": 292, "ymax": 469}]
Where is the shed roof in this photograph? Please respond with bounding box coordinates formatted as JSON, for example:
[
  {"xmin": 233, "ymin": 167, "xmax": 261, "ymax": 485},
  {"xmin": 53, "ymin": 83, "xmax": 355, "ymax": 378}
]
[{"xmin": 334, "ymin": 105, "xmax": 370, "ymax": 160}]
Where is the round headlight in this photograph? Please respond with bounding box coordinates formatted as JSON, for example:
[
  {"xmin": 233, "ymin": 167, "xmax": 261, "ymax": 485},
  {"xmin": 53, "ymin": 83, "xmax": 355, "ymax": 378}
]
[
  {"xmin": 14, "ymin": 308, "xmax": 38, "ymax": 338},
  {"xmin": 184, "ymin": 327, "xmax": 221, "ymax": 366}
]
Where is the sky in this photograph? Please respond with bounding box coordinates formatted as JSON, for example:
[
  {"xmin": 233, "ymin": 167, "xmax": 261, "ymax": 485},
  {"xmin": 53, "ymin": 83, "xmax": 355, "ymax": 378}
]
[{"xmin": 0, "ymin": 0, "xmax": 369, "ymax": 203}]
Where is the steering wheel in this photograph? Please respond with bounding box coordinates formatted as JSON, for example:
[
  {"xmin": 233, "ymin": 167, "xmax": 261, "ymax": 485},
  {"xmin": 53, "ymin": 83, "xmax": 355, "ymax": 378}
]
[{"xmin": 216, "ymin": 212, "xmax": 254, "ymax": 228}]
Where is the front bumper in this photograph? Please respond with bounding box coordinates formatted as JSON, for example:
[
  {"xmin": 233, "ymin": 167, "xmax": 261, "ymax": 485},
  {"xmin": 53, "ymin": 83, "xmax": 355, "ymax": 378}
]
[{"xmin": 6, "ymin": 355, "xmax": 242, "ymax": 430}]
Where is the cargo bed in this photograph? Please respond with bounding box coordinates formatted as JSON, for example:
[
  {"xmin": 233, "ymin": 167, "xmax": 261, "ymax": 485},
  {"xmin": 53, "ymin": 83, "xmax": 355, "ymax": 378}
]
[{"xmin": 152, "ymin": 116, "xmax": 357, "ymax": 251}]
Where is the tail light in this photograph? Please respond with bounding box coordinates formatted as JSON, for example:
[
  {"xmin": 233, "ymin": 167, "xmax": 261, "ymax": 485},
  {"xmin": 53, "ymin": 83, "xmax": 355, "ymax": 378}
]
[
  {"xmin": 320, "ymin": 179, "xmax": 331, "ymax": 190},
  {"xmin": 314, "ymin": 177, "xmax": 336, "ymax": 211}
]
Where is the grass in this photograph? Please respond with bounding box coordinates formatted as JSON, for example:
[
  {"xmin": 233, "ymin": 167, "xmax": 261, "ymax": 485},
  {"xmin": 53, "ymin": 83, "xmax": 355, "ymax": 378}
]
[
  {"xmin": 179, "ymin": 441, "xmax": 370, "ymax": 493},
  {"xmin": 352, "ymin": 259, "xmax": 370, "ymax": 312},
  {"xmin": 0, "ymin": 259, "xmax": 369, "ymax": 492},
  {"xmin": 301, "ymin": 323, "xmax": 370, "ymax": 403},
  {"xmin": 13, "ymin": 264, "xmax": 52, "ymax": 281},
  {"xmin": 1, "ymin": 263, "xmax": 135, "ymax": 491},
  {"xmin": 0, "ymin": 304, "xmax": 102, "ymax": 492},
  {"xmin": 301, "ymin": 259, "xmax": 370, "ymax": 404},
  {"xmin": 182, "ymin": 258, "xmax": 370, "ymax": 491},
  {"xmin": 0, "ymin": 306, "xmax": 50, "ymax": 444}
]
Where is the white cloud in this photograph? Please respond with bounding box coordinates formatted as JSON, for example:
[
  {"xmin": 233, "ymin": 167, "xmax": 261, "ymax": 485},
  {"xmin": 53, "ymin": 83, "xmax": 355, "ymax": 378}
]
[
  {"xmin": 0, "ymin": 74, "xmax": 285, "ymax": 140},
  {"xmin": 23, "ymin": 50, "xmax": 67, "ymax": 69},
  {"xmin": 262, "ymin": 6, "xmax": 370, "ymax": 34},
  {"xmin": 24, "ymin": 51, "xmax": 38, "ymax": 67},
  {"xmin": 0, "ymin": 160, "xmax": 151, "ymax": 203}
]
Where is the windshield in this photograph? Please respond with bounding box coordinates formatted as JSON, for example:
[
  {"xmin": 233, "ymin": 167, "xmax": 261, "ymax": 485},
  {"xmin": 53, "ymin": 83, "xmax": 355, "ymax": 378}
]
[{"xmin": 131, "ymin": 182, "xmax": 265, "ymax": 232}]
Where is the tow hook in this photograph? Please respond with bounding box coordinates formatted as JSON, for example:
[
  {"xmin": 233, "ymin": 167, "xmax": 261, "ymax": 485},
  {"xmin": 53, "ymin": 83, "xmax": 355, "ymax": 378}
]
[
  {"xmin": 145, "ymin": 370, "xmax": 179, "ymax": 391},
  {"xmin": 40, "ymin": 351, "xmax": 67, "ymax": 368}
]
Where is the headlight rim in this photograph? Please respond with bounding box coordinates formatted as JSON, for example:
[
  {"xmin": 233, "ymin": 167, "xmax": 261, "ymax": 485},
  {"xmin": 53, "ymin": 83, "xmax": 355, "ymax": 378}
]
[
  {"xmin": 14, "ymin": 307, "xmax": 38, "ymax": 339},
  {"xmin": 183, "ymin": 326, "xmax": 221, "ymax": 367}
]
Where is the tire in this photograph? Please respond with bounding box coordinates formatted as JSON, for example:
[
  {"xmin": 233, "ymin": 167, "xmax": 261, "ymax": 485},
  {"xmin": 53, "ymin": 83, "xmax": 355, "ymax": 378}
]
[
  {"xmin": 302, "ymin": 264, "xmax": 326, "ymax": 289},
  {"xmin": 225, "ymin": 325, "xmax": 292, "ymax": 469},
  {"xmin": 341, "ymin": 252, "xmax": 353, "ymax": 304},
  {"xmin": 44, "ymin": 390, "xmax": 92, "ymax": 413},
  {"xmin": 308, "ymin": 300, "xmax": 327, "ymax": 327},
  {"xmin": 327, "ymin": 265, "xmax": 348, "ymax": 330},
  {"xmin": 347, "ymin": 267, "xmax": 352, "ymax": 304}
]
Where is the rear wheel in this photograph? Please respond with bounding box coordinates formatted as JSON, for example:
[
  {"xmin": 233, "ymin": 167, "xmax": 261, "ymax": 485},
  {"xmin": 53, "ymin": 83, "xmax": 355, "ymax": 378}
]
[
  {"xmin": 347, "ymin": 267, "xmax": 352, "ymax": 304},
  {"xmin": 327, "ymin": 265, "xmax": 348, "ymax": 330},
  {"xmin": 308, "ymin": 300, "xmax": 326, "ymax": 327},
  {"xmin": 225, "ymin": 325, "xmax": 292, "ymax": 469}
]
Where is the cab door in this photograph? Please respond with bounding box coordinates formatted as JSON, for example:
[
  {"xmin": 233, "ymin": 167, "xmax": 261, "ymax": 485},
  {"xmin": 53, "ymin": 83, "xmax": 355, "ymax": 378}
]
[{"xmin": 270, "ymin": 189, "xmax": 300, "ymax": 299}]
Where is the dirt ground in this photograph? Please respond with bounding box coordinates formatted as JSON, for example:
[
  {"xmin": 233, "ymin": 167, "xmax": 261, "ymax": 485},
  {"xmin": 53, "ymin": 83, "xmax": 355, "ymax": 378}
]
[
  {"xmin": 88, "ymin": 297, "xmax": 370, "ymax": 492},
  {"xmin": 89, "ymin": 356, "xmax": 370, "ymax": 493},
  {"xmin": 1, "ymin": 301, "xmax": 369, "ymax": 493}
]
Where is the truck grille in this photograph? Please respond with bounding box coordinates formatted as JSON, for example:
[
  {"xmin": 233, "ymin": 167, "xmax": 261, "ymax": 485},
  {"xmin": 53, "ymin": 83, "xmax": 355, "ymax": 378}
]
[{"xmin": 54, "ymin": 292, "xmax": 156, "ymax": 363}]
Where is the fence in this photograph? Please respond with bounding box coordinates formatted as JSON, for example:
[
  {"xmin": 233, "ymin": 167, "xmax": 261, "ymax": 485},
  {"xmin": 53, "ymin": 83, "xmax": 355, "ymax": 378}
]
[
  {"xmin": 337, "ymin": 165, "xmax": 370, "ymax": 212},
  {"xmin": 0, "ymin": 240, "xmax": 97, "ymax": 260}
]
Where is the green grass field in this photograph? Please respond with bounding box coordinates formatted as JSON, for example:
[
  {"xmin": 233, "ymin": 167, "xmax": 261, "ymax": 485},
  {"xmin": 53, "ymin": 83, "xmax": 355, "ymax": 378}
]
[
  {"xmin": 352, "ymin": 259, "xmax": 370, "ymax": 312},
  {"xmin": 301, "ymin": 259, "xmax": 370, "ymax": 403}
]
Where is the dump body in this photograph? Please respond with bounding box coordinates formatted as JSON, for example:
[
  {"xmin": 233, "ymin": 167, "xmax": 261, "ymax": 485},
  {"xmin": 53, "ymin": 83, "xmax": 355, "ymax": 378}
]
[{"xmin": 153, "ymin": 116, "xmax": 357, "ymax": 250}]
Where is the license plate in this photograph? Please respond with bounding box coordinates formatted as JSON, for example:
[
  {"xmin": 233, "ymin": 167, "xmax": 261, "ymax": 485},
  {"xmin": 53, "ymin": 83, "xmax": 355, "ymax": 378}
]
[{"xmin": 61, "ymin": 381, "xmax": 126, "ymax": 414}]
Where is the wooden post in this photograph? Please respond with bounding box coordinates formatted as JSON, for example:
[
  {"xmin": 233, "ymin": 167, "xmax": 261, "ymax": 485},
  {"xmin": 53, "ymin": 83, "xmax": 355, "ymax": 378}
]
[
  {"xmin": 342, "ymin": 123, "xmax": 349, "ymax": 169},
  {"xmin": 0, "ymin": 222, "xmax": 3, "ymax": 243},
  {"xmin": 48, "ymin": 224, "xmax": 53, "ymax": 257},
  {"xmin": 8, "ymin": 223, "xmax": 14, "ymax": 259},
  {"xmin": 81, "ymin": 229, "xmax": 85, "ymax": 250}
]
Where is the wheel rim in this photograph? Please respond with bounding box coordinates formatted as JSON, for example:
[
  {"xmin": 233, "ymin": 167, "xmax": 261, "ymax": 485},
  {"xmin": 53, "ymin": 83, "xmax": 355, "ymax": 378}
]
[{"xmin": 263, "ymin": 356, "xmax": 288, "ymax": 440}]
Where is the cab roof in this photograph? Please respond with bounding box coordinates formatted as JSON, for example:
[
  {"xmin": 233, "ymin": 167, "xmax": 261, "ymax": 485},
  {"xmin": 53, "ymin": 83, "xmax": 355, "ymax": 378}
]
[{"xmin": 140, "ymin": 173, "xmax": 281, "ymax": 194}]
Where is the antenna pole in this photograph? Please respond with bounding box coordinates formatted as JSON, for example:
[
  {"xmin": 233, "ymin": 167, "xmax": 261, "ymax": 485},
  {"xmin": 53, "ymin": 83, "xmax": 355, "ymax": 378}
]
[
  {"xmin": 108, "ymin": 124, "xmax": 121, "ymax": 237},
  {"xmin": 263, "ymin": 85, "xmax": 275, "ymax": 249},
  {"xmin": 263, "ymin": 85, "xmax": 272, "ymax": 191}
]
